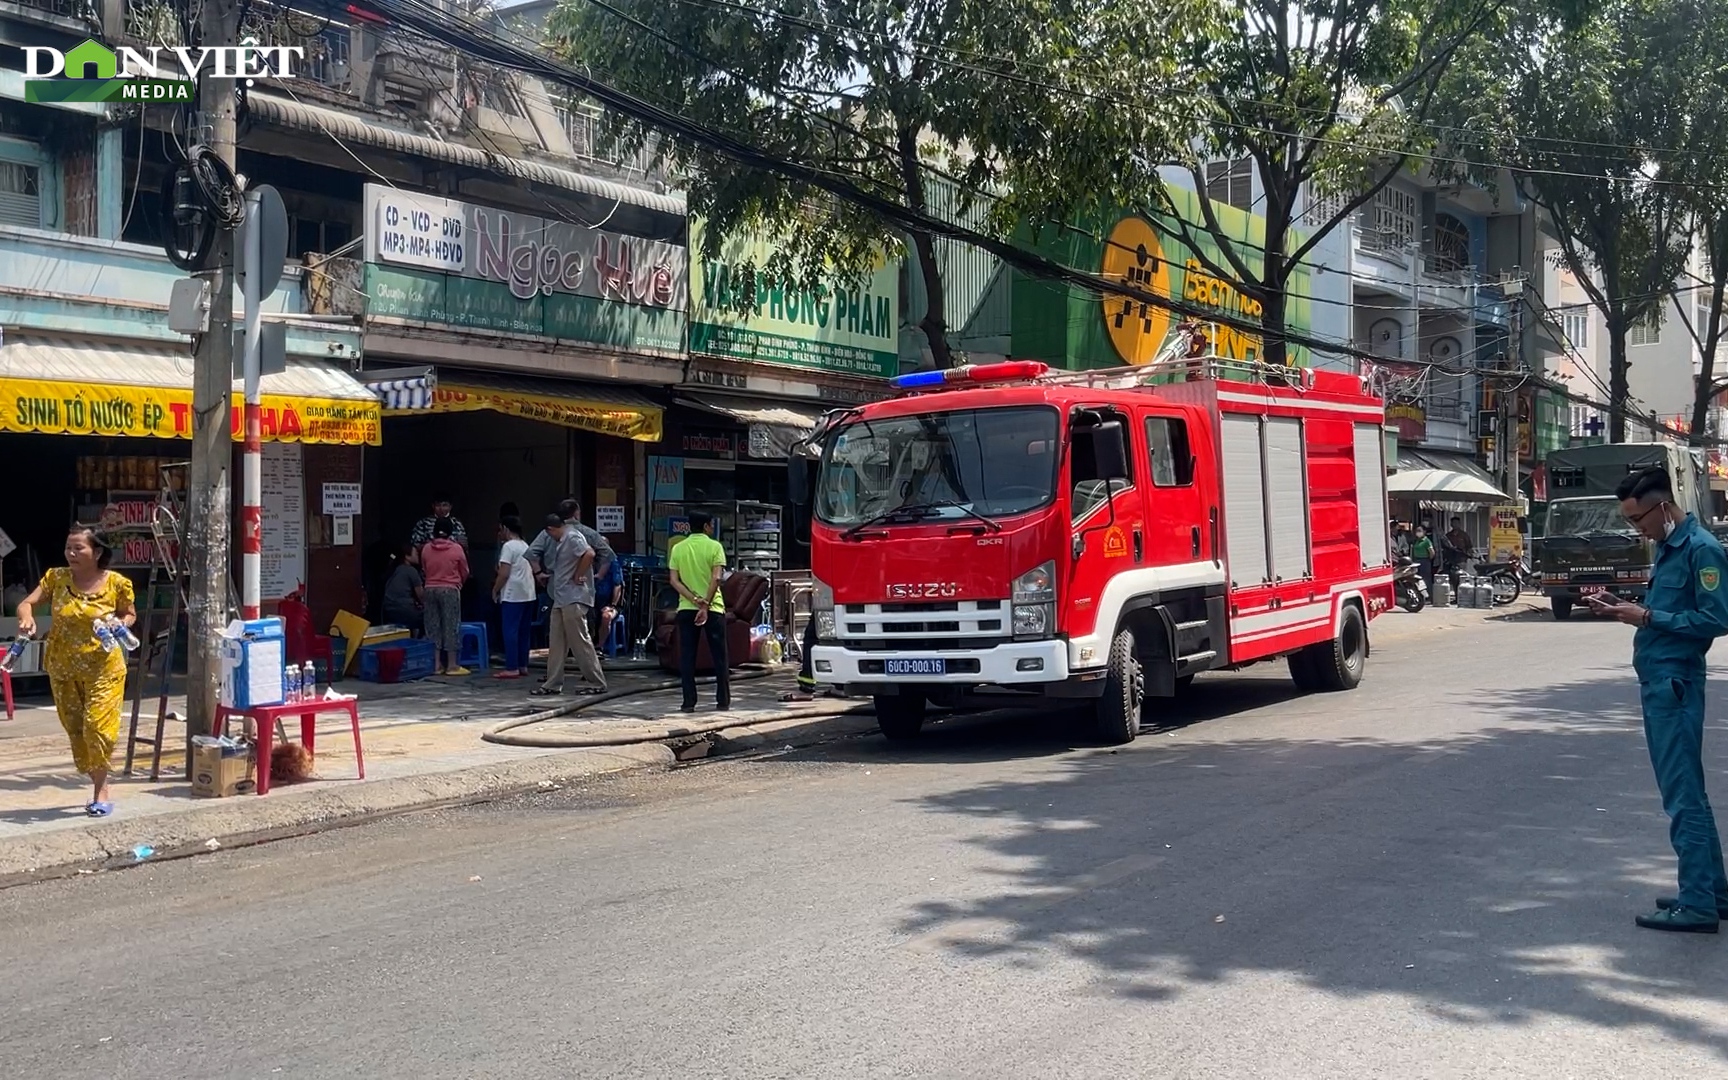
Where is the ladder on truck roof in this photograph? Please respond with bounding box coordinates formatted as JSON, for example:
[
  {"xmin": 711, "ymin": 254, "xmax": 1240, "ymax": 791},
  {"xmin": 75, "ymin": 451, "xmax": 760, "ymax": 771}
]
[{"xmin": 1037, "ymin": 323, "xmax": 1362, "ymax": 395}]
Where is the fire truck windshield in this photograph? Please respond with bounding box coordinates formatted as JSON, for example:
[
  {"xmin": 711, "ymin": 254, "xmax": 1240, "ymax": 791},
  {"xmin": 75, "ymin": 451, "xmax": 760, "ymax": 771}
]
[{"xmin": 814, "ymin": 405, "xmax": 1060, "ymax": 526}]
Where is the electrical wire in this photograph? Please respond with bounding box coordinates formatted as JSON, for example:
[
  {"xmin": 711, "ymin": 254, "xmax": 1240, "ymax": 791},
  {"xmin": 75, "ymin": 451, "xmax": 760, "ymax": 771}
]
[
  {"xmin": 293, "ymin": 0, "xmax": 1728, "ymax": 446},
  {"xmin": 656, "ymin": 0, "xmax": 1728, "ymax": 176}
]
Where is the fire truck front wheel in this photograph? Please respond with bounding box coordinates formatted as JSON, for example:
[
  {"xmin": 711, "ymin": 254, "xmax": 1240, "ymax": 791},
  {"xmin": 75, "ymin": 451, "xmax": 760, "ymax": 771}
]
[
  {"xmin": 874, "ymin": 692, "xmax": 927, "ymax": 741},
  {"xmin": 1094, "ymin": 629, "xmax": 1144, "ymax": 745}
]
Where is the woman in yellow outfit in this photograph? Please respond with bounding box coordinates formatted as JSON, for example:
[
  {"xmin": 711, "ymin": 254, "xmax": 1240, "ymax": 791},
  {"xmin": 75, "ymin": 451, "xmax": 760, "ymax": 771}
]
[{"xmin": 17, "ymin": 525, "xmax": 136, "ymax": 817}]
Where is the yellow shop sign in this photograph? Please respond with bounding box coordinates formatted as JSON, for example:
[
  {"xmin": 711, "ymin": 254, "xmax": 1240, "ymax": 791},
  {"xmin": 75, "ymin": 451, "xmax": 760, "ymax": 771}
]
[{"xmin": 0, "ymin": 377, "xmax": 381, "ymax": 445}]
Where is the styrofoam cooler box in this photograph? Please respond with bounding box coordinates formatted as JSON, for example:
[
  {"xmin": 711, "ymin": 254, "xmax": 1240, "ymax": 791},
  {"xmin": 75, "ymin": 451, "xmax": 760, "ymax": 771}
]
[{"xmin": 220, "ymin": 617, "xmax": 287, "ymax": 709}]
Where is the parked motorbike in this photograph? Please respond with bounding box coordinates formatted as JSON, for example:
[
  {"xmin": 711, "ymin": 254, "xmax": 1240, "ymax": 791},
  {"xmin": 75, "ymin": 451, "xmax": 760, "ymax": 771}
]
[
  {"xmin": 1394, "ymin": 556, "xmax": 1429, "ymax": 612},
  {"xmin": 1473, "ymin": 560, "xmax": 1523, "ymax": 606}
]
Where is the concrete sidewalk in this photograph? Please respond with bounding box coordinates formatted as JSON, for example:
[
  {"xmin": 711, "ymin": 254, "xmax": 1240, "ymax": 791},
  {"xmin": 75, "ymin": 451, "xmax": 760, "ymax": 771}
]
[{"xmin": 0, "ymin": 600, "xmax": 1542, "ymax": 881}]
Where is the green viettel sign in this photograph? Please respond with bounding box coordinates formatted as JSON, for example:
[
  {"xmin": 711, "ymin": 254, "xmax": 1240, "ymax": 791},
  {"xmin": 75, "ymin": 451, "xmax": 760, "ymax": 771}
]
[{"xmin": 21, "ymin": 39, "xmax": 303, "ymax": 104}]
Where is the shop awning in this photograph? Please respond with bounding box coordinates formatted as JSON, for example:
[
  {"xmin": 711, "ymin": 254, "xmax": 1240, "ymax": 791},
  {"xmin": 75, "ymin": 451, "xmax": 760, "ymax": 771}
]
[
  {"xmin": 0, "ymin": 337, "xmax": 381, "ymax": 445},
  {"xmin": 677, "ymin": 393, "xmax": 825, "ymax": 459},
  {"xmin": 1386, "ymin": 468, "xmax": 1509, "ymax": 503},
  {"xmin": 410, "ymin": 370, "xmax": 663, "ymax": 442},
  {"xmin": 246, "ymin": 94, "xmax": 686, "ymax": 219},
  {"xmin": 1395, "ymin": 448, "xmax": 1501, "ymax": 489},
  {"xmin": 363, "ymin": 366, "xmax": 437, "ymax": 411}
]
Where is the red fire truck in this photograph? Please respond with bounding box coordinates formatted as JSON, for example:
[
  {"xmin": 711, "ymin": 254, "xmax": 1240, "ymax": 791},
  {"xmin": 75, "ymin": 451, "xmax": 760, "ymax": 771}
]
[{"xmin": 796, "ymin": 356, "xmax": 1394, "ymax": 743}]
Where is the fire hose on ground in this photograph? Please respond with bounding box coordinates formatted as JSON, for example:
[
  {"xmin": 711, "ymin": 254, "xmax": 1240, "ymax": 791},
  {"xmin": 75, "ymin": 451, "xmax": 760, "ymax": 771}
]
[{"xmin": 479, "ymin": 666, "xmax": 872, "ymax": 749}]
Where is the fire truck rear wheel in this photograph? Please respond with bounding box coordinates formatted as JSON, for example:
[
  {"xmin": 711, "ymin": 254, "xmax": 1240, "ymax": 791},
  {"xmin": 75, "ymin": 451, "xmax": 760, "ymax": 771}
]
[
  {"xmin": 1287, "ymin": 650, "xmax": 1322, "ymax": 691},
  {"xmin": 1312, "ymin": 604, "xmax": 1367, "ymax": 691},
  {"xmin": 874, "ymin": 692, "xmax": 927, "ymax": 740},
  {"xmin": 1094, "ymin": 629, "xmax": 1143, "ymax": 744}
]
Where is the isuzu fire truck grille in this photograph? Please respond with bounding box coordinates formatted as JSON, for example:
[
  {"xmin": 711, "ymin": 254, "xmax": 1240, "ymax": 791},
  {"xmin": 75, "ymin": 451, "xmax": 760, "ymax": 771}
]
[
  {"xmin": 838, "ymin": 638, "xmax": 1012, "ymax": 652},
  {"xmin": 835, "ymin": 600, "xmax": 1011, "ymax": 650}
]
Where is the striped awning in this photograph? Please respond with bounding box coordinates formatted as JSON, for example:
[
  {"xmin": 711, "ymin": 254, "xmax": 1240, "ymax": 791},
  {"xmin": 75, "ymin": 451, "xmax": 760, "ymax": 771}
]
[{"xmin": 362, "ymin": 366, "xmax": 436, "ymax": 411}]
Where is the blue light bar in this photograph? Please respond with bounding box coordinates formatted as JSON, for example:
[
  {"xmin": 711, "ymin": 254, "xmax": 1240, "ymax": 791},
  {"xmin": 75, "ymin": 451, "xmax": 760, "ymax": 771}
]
[{"xmin": 891, "ymin": 370, "xmax": 949, "ymax": 390}]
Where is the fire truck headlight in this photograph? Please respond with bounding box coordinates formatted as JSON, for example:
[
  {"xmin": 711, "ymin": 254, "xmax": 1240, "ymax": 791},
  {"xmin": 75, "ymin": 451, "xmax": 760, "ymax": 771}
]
[
  {"xmin": 1012, "ymin": 561, "xmax": 1056, "ymax": 604},
  {"xmin": 1013, "ymin": 603, "xmax": 1053, "ymax": 639},
  {"xmin": 812, "ymin": 576, "xmax": 837, "ymax": 640}
]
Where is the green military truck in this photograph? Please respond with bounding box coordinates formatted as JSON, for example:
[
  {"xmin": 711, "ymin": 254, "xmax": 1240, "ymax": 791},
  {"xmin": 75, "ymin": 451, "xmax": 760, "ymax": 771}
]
[{"xmin": 1539, "ymin": 443, "xmax": 1709, "ymax": 620}]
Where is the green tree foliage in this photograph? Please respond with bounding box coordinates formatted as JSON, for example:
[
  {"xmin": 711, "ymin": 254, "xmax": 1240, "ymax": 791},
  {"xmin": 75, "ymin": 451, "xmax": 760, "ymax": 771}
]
[
  {"xmin": 1450, "ymin": 0, "xmax": 1698, "ymax": 442},
  {"xmin": 996, "ymin": 0, "xmax": 1508, "ymax": 366},
  {"xmin": 545, "ymin": 0, "xmax": 1209, "ymax": 368}
]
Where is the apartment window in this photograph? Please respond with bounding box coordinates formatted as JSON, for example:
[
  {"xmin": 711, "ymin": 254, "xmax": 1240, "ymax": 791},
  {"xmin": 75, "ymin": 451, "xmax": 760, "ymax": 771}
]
[
  {"xmin": 1205, "ymin": 157, "xmax": 1253, "ymax": 212},
  {"xmin": 0, "ymin": 160, "xmax": 41, "ymax": 228},
  {"xmin": 1366, "ymin": 186, "xmax": 1418, "ymax": 252},
  {"xmin": 289, "ymin": 216, "xmax": 353, "ymax": 259},
  {"xmin": 306, "ymin": 26, "xmax": 352, "ymax": 88},
  {"xmin": 482, "ymin": 81, "xmax": 526, "ymax": 118},
  {"xmin": 1561, "ymin": 306, "xmax": 1589, "ymax": 351},
  {"xmin": 1301, "ymin": 182, "xmax": 1348, "ymax": 228},
  {"xmin": 1628, "ymin": 307, "xmax": 1663, "ymax": 346},
  {"xmin": 1430, "ymin": 213, "xmax": 1471, "ymax": 272},
  {"xmin": 0, "ymin": 135, "xmax": 49, "ymax": 229}
]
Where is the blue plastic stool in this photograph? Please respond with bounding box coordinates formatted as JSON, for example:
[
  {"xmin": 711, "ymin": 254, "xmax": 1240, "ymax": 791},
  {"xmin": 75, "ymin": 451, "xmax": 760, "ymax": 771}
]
[
  {"xmin": 457, "ymin": 621, "xmax": 490, "ymax": 672},
  {"xmin": 603, "ymin": 610, "xmax": 627, "ymax": 657}
]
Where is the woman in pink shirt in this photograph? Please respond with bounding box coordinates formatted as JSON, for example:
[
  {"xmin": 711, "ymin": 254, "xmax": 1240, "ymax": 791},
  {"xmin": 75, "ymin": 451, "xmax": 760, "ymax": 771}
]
[{"xmin": 419, "ymin": 517, "xmax": 471, "ymax": 675}]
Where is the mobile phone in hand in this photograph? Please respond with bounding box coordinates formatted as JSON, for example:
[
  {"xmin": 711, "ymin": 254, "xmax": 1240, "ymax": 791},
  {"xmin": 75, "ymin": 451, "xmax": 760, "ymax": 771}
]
[{"xmin": 1587, "ymin": 591, "xmax": 1622, "ymax": 607}]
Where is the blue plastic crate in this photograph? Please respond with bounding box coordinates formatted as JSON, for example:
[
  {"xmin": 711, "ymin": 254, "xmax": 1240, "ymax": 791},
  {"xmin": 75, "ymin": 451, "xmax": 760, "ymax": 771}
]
[{"xmin": 357, "ymin": 638, "xmax": 437, "ymax": 683}]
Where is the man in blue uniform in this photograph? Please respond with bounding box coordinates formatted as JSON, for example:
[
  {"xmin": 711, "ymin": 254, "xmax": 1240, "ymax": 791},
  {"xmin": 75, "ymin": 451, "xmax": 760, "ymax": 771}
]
[{"xmin": 1598, "ymin": 467, "xmax": 1728, "ymax": 932}]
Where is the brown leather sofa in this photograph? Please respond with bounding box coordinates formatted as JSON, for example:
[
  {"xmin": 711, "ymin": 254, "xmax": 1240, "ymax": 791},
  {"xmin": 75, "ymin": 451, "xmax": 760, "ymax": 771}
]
[{"xmin": 654, "ymin": 570, "xmax": 770, "ymax": 674}]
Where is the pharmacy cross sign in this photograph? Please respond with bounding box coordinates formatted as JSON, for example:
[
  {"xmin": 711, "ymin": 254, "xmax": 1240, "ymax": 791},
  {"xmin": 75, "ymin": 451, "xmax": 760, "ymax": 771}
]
[{"xmin": 20, "ymin": 38, "xmax": 302, "ymax": 104}]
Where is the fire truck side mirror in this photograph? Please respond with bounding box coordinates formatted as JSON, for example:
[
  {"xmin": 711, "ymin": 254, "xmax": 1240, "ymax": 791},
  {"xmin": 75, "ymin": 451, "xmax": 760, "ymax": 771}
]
[
  {"xmin": 1091, "ymin": 420, "xmax": 1131, "ymax": 481},
  {"xmin": 787, "ymin": 452, "xmax": 809, "ymax": 508}
]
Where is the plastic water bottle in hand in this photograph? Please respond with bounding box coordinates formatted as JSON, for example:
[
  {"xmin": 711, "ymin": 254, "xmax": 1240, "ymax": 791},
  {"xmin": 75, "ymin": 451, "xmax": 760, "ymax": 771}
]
[
  {"xmin": 93, "ymin": 618, "xmax": 118, "ymax": 652},
  {"xmin": 107, "ymin": 616, "xmax": 140, "ymax": 652},
  {"xmin": 0, "ymin": 632, "xmax": 30, "ymax": 673}
]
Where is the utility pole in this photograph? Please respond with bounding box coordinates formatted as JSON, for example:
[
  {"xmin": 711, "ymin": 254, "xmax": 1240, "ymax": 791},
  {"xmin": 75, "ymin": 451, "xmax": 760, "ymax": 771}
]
[
  {"xmin": 184, "ymin": 0, "xmax": 241, "ymax": 746},
  {"xmin": 1503, "ymin": 295, "xmax": 1523, "ymax": 508}
]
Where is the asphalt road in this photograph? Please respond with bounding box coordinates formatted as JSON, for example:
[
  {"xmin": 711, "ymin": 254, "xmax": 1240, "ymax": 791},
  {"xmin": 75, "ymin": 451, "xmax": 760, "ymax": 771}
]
[{"xmin": 5, "ymin": 609, "xmax": 1728, "ymax": 1078}]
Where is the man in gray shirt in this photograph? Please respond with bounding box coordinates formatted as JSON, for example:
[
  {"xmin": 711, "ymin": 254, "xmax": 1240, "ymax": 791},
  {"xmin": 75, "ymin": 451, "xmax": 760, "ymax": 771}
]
[
  {"xmin": 527, "ymin": 497, "xmax": 613, "ymax": 584},
  {"xmin": 530, "ymin": 513, "xmax": 608, "ymax": 696}
]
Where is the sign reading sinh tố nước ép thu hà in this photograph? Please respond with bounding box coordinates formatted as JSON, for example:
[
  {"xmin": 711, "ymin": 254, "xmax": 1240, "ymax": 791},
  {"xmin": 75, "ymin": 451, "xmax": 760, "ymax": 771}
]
[
  {"xmin": 360, "ymin": 184, "xmax": 687, "ymax": 355},
  {"xmin": 686, "ymin": 219, "xmax": 898, "ymax": 380}
]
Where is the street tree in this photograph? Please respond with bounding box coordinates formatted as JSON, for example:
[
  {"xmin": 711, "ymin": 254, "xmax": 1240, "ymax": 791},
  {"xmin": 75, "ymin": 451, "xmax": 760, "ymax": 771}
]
[
  {"xmin": 1455, "ymin": 0, "xmax": 1698, "ymax": 442},
  {"xmin": 991, "ymin": 0, "xmax": 1509, "ymax": 367},
  {"xmin": 1663, "ymin": 0, "xmax": 1728, "ymax": 445},
  {"xmin": 545, "ymin": 0, "xmax": 1209, "ymax": 369}
]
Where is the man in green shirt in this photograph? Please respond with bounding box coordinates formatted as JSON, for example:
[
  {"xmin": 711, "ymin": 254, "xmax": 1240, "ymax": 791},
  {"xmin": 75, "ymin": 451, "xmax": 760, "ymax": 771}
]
[
  {"xmin": 1411, "ymin": 524, "xmax": 1437, "ymax": 600},
  {"xmin": 668, "ymin": 512, "xmax": 731, "ymax": 712}
]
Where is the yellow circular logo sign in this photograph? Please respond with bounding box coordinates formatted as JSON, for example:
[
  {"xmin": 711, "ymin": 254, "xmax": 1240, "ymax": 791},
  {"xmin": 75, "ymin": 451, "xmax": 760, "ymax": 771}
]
[{"xmin": 1101, "ymin": 216, "xmax": 1174, "ymax": 365}]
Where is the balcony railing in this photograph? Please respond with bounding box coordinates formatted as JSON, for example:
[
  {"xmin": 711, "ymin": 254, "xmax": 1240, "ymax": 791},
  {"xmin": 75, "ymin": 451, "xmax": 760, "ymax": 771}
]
[{"xmin": 15, "ymin": 0, "xmax": 89, "ymax": 19}]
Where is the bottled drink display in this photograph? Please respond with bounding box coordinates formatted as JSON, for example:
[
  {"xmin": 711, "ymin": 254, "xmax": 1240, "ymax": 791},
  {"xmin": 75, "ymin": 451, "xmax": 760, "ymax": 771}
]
[{"xmin": 284, "ymin": 662, "xmax": 302, "ymax": 703}]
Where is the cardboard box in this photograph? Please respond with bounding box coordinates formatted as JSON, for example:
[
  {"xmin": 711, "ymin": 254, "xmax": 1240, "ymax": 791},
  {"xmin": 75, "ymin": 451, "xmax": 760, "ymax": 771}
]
[{"xmin": 190, "ymin": 742, "xmax": 256, "ymax": 798}]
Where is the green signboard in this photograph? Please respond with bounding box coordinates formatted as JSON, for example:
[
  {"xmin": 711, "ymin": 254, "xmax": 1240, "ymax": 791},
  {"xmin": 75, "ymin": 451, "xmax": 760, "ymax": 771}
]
[
  {"xmin": 366, "ymin": 264, "xmax": 685, "ymax": 354},
  {"xmin": 687, "ymin": 219, "xmax": 898, "ymax": 379},
  {"xmin": 1011, "ymin": 186, "xmax": 1317, "ymax": 371}
]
